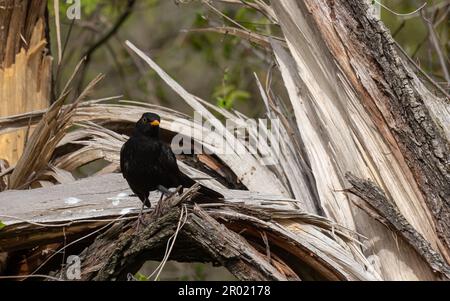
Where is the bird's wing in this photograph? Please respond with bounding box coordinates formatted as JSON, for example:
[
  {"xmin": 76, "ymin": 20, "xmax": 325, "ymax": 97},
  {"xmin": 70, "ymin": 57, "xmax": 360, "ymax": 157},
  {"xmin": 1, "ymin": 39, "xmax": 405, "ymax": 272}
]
[
  {"xmin": 158, "ymin": 144, "xmax": 183, "ymax": 184},
  {"xmin": 159, "ymin": 143, "xmax": 223, "ymax": 199},
  {"xmin": 162, "ymin": 145, "xmax": 224, "ymax": 199},
  {"xmin": 120, "ymin": 142, "xmax": 129, "ymax": 178}
]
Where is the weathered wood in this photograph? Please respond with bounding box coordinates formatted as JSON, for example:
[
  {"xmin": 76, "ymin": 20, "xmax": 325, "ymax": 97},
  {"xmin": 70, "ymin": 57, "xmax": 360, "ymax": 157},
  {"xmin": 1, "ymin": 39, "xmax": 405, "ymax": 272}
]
[
  {"xmin": 0, "ymin": 0, "xmax": 52, "ymax": 277},
  {"xmin": 338, "ymin": 0, "xmax": 450, "ymax": 258},
  {"xmin": 0, "ymin": 173, "xmax": 304, "ymax": 251},
  {"xmin": 52, "ymin": 185, "xmax": 352, "ymax": 281},
  {"xmin": 66, "ymin": 203, "xmax": 290, "ymax": 281},
  {"xmin": 0, "ymin": 173, "xmax": 379, "ymax": 280}
]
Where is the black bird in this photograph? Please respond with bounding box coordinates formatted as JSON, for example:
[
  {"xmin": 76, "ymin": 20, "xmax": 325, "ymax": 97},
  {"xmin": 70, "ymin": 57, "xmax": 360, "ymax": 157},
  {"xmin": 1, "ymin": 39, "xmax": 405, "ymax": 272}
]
[{"xmin": 120, "ymin": 112, "xmax": 223, "ymax": 218}]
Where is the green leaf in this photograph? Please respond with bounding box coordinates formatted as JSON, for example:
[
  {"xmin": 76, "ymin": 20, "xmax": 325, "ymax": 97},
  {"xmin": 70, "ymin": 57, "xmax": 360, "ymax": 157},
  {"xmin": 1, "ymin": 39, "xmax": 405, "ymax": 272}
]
[
  {"xmin": 229, "ymin": 90, "xmax": 250, "ymax": 102},
  {"xmin": 134, "ymin": 272, "xmax": 149, "ymax": 281},
  {"xmin": 0, "ymin": 221, "xmax": 6, "ymax": 231},
  {"xmin": 194, "ymin": 263, "xmax": 206, "ymax": 281},
  {"xmin": 194, "ymin": 12, "xmax": 209, "ymax": 27},
  {"xmin": 212, "ymin": 84, "xmax": 235, "ymax": 98},
  {"xmin": 83, "ymin": 0, "xmax": 98, "ymax": 15},
  {"xmin": 216, "ymin": 96, "xmax": 233, "ymax": 109}
]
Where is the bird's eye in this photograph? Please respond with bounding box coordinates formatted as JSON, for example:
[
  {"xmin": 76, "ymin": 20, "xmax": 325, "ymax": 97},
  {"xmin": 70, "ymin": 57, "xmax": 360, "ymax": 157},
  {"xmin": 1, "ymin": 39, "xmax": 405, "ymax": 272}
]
[{"xmin": 142, "ymin": 117, "xmax": 147, "ymax": 123}]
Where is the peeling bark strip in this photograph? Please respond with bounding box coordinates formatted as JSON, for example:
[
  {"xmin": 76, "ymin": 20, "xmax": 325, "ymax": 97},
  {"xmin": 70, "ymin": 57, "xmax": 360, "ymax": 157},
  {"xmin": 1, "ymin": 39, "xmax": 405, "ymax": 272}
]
[{"xmin": 346, "ymin": 173, "xmax": 450, "ymax": 280}]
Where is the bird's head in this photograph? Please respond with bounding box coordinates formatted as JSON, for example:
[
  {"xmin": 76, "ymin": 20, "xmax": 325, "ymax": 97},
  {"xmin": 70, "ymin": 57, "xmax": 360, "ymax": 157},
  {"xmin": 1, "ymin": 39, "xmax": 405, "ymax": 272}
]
[{"xmin": 135, "ymin": 112, "xmax": 161, "ymax": 138}]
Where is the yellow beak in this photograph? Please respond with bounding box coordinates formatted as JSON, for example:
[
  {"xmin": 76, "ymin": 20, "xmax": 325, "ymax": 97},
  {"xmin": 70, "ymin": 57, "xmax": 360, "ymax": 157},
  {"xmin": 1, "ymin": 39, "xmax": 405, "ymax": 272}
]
[{"xmin": 150, "ymin": 120, "xmax": 160, "ymax": 126}]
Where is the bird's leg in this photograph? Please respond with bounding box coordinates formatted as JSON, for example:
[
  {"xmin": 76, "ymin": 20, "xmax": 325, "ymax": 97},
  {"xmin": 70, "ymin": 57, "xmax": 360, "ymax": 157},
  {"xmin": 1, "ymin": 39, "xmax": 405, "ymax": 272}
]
[
  {"xmin": 157, "ymin": 185, "xmax": 176, "ymax": 199},
  {"xmin": 158, "ymin": 191, "xmax": 164, "ymax": 203},
  {"xmin": 152, "ymin": 192, "xmax": 165, "ymax": 218},
  {"xmin": 136, "ymin": 199, "xmax": 149, "ymax": 232}
]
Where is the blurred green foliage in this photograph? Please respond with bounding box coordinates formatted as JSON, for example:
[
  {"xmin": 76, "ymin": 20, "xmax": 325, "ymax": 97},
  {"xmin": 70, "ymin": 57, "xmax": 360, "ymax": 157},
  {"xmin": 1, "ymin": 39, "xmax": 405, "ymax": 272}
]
[
  {"xmin": 380, "ymin": 0, "xmax": 448, "ymax": 82},
  {"xmin": 186, "ymin": 6, "xmax": 271, "ymax": 110},
  {"xmin": 132, "ymin": 263, "xmax": 211, "ymax": 281},
  {"xmin": 139, "ymin": 261, "xmax": 236, "ymax": 281},
  {"xmin": 193, "ymin": 263, "xmax": 207, "ymax": 281},
  {"xmin": 49, "ymin": 0, "xmax": 447, "ymax": 116},
  {"xmin": 50, "ymin": 0, "xmax": 272, "ymax": 115}
]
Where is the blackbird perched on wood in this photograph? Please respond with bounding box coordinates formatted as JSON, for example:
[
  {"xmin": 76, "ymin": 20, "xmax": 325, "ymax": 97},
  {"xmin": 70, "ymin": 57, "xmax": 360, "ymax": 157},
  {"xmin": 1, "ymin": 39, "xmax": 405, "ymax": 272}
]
[{"xmin": 120, "ymin": 112, "xmax": 223, "ymax": 220}]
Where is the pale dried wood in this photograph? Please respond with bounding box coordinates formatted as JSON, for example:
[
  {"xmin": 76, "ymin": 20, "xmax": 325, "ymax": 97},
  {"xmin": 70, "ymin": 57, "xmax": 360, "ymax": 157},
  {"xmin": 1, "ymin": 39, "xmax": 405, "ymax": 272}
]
[
  {"xmin": 335, "ymin": 0, "xmax": 450, "ymax": 256},
  {"xmin": 254, "ymin": 75, "xmax": 322, "ymax": 215},
  {"xmin": 8, "ymin": 75, "xmax": 104, "ymax": 189}
]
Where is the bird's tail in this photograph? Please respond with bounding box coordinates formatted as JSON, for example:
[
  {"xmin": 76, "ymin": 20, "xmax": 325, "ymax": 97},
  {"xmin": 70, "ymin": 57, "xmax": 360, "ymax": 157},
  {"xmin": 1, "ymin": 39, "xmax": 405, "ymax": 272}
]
[{"xmin": 180, "ymin": 173, "xmax": 224, "ymax": 200}]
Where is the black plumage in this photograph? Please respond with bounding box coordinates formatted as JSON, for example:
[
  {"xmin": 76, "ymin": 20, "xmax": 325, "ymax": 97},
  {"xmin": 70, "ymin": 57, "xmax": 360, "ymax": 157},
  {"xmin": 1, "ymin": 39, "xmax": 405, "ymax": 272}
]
[{"xmin": 120, "ymin": 112, "xmax": 223, "ymax": 209}]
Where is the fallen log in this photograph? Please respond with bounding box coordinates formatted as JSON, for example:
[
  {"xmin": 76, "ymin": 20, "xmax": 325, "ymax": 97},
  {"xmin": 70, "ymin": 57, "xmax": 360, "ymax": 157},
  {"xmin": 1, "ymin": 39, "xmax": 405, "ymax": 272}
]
[{"xmin": 0, "ymin": 173, "xmax": 378, "ymax": 280}]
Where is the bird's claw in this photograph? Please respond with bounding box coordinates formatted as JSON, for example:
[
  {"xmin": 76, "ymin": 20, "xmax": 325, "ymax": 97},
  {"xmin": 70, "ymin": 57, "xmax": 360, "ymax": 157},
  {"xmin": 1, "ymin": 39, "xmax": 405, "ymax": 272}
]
[{"xmin": 135, "ymin": 215, "xmax": 149, "ymax": 233}]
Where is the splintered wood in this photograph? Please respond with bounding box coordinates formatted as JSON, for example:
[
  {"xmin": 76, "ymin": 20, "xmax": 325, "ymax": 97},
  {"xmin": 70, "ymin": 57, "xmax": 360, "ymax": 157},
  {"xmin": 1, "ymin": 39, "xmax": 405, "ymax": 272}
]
[{"xmin": 0, "ymin": 1, "xmax": 51, "ymax": 165}]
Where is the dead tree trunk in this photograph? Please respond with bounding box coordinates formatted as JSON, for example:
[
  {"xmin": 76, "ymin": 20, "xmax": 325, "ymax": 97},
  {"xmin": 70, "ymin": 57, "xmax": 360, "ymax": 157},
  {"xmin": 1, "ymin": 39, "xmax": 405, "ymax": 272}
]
[
  {"xmin": 271, "ymin": 0, "xmax": 449, "ymax": 280},
  {"xmin": 0, "ymin": 0, "xmax": 51, "ymax": 275}
]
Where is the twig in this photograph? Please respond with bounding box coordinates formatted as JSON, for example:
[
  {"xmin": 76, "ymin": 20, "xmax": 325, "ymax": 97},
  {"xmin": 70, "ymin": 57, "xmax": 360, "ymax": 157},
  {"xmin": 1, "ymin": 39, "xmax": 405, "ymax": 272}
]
[
  {"xmin": 0, "ymin": 214, "xmax": 137, "ymax": 228},
  {"xmin": 0, "ymin": 274, "xmax": 63, "ymax": 281},
  {"xmin": 61, "ymin": 226, "xmax": 67, "ymax": 278},
  {"xmin": 203, "ymin": 0, "xmax": 251, "ymax": 32},
  {"xmin": 392, "ymin": 20, "xmax": 405, "ymax": 38},
  {"xmin": 0, "ymin": 166, "xmax": 14, "ymax": 178},
  {"xmin": 394, "ymin": 40, "xmax": 450, "ymax": 99},
  {"xmin": 23, "ymin": 116, "xmax": 32, "ymax": 149},
  {"xmin": 77, "ymin": 0, "xmax": 136, "ymax": 93},
  {"xmin": 402, "ymin": 1, "xmax": 450, "ymax": 20},
  {"xmin": 82, "ymin": 0, "xmax": 136, "ymax": 61},
  {"xmin": 148, "ymin": 204, "xmax": 188, "ymax": 281},
  {"xmin": 55, "ymin": 18, "xmax": 76, "ymax": 97},
  {"xmin": 105, "ymin": 42, "xmax": 132, "ymax": 97},
  {"xmin": 373, "ymin": 0, "xmax": 427, "ymax": 17},
  {"xmin": 420, "ymin": 10, "xmax": 450, "ymax": 83},
  {"xmin": 60, "ymin": 57, "xmax": 87, "ymax": 99},
  {"xmin": 53, "ymin": 0, "xmax": 62, "ymax": 65}
]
